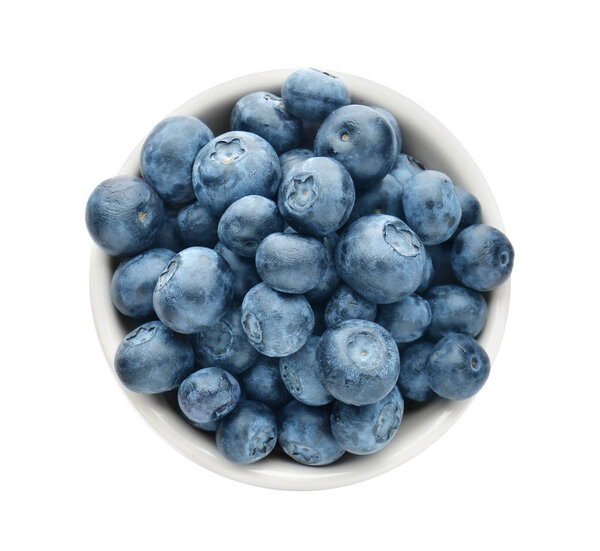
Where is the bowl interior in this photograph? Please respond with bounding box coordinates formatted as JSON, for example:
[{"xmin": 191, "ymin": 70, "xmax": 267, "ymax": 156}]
[{"xmin": 89, "ymin": 69, "xmax": 510, "ymax": 490}]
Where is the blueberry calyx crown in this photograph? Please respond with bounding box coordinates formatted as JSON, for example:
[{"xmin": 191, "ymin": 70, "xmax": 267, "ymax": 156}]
[
  {"xmin": 250, "ymin": 428, "xmax": 275, "ymax": 457},
  {"xmin": 210, "ymin": 138, "xmax": 247, "ymax": 165},
  {"xmin": 287, "ymin": 442, "xmax": 321, "ymax": 465},
  {"xmin": 280, "ymin": 363, "xmax": 302, "ymax": 394},
  {"xmin": 125, "ymin": 324, "xmax": 157, "ymax": 346},
  {"xmin": 375, "ymin": 402, "xmax": 401, "ymax": 443},
  {"xmin": 242, "ymin": 311, "xmax": 262, "ymax": 344},
  {"xmin": 346, "ymin": 330, "xmax": 384, "ymax": 369},
  {"xmin": 383, "ymin": 222, "xmax": 421, "ymax": 257},
  {"xmin": 286, "ymin": 174, "xmax": 318, "ymax": 211},
  {"xmin": 157, "ymin": 257, "xmax": 179, "ymax": 288},
  {"xmin": 199, "ymin": 320, "xmax": 234, "ymax": 358}
]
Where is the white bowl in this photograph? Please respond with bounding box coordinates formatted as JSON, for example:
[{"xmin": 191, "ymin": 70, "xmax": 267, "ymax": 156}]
[{"xmin": 89, "ymin": 69, "xmax": 510, "ymax": 491}]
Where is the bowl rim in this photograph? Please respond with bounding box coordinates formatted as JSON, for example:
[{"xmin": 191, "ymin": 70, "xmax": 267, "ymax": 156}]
[{"xmin": 89, "ymin": 69, "xmax": 511, "ymax": 491}]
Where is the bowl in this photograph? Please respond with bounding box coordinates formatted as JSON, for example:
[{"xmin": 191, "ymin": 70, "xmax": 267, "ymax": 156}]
[{"xmin": 89, "ymin": 69, "xmax": 510, "ymax": 490}]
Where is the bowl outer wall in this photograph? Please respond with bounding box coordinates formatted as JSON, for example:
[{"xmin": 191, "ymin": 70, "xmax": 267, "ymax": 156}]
[{"xmin": 89, "ymin": 69, "xmax": 510, "ymax": 491}]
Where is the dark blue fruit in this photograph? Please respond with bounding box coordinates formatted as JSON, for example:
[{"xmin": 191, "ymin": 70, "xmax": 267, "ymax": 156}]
[
  {"xmin": 111, "ymin": 248, "xmax": 175, "ymax": 319},
  {"xmin": 141, "ymin": 116, "xmax": 214, "ymax": 204},
  {"xmin": 335, "ymin": 214, "xmax": 425, "ymax": 304},
  {"xmin": 398, "ymin": 342, "xmax": 436, "ymax": 402},
  {"xmin": 425, "ymin": 284, "xmax": 487, "ymax": 340},
  {"xmin": 216, "ymin": 401, "xmax": 277, "ymax": 464},
  {"xmin": 314, "ymin": 105, "xmax": 397, "ymax": 185},
  {"xmin": 86, "ymin": 175, "xmax": 165, "ymax": 257},
  {"xmin": 279, "ymin": 336, "xmax": 333, "ymax": 406},
  {"xmin": 278, "ymin": 401, "xmax": 344, "ymax": 465},
  {"xmin": 255, "ymin": 232, "xmax": 328, "ymax": 294},
  {"xmin": 241, "ymin": 283, "xmax": 314, "ymax": 357},
  {"xmin": 178, "ymin": 367, "xmax": 241, "ymax": 423},
  {"xmin": 330, "ymin": 386, "xmax": 404, "ymax": 454},
  {"xmin": 317, "ymin": 319, "xmax": 400, "ymax": 406},
  {"xmin": 192, "ymin": 131, "xmax": 281, "ymax": 215},
  {"xmin": 402, "ymin": 170, "xmax": 461, "ymax": 245},
  {"xmin": 454, "ymin": 185, "xmax": 482, "ymax": 231},
  {"xmin": 426, "ymin": 333, "xmax": 490, "ymax": 400},
  {"xmin": 115, "ymin": 321, "xmax": 195, "ymax": 394},
  {"xmin": 278, "ymin": 157, "xmax": 355, "ymax": 237},
  {"xmin": 153, "ymin": 247, "xmax": 233, "ymax": 334},
  {"xmin": 231, "ymin": 91, "xmax": 302, "ymax": 154},
  {"xmin": 282, "ymin": 68, "xmax": 351, "ymax": 122},
  {"xmin": 451, "ymin": 224, "xmax": 514, "ymax": 291},
  {"xmin": 217, "ymin": 195, "xmax": 283, "ymax": 257}
]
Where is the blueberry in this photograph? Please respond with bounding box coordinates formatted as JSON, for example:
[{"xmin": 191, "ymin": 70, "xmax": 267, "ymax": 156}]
[
  {"xmin": 279, "ymin": 336, "xmax": 333, "ymax": 406},
  {"xmin": 398, "ymin": 342, "xmax": 436, "ymax": 402},
  {"xmin": 153, "ymin": 247, "xmax": 233, "ymax": 334},
  {"xmin": 214, "ymin": 242, "xmax": 261, "ymax": 301},
  {"xmin": 317, "ymin": 319, "xmax": 400, "ymax": 406},
  {"xmin": 217, "ymin": 195, "xmax": 283, "ymax": 257},
  {"xmin": 451, "ymin": 224, "xmax": 515, "ymax": 291},
  {"xmin": 454, "ymin": 185, "xmax": 482, "ymax": 231},
  {"xmin": 390, "ymin": 153, "xmax": 425, "ymax": 184},
  {"xmin": 402, "ymin": 170, "xmax": 461, "ymax": 245},
  {"xmin": 192, "ymin": 303, "xmax": 259, "ymax": 375},
  {"xmin": 176, "ymin": 201, "xmax": 219, "ymax": 248},
  {"xmin": 425, "ymin": 284, "xmax": 487, "ymax": 340},
  {"xmin": 371, "ymin": 106, "xmax": 402, "ymax": 151},
  {"xmin": 376, "ymin": 294, "xmax": 432, "ymax": 343},
  {"xmin": 314, "ymin": 105, "xmax": 397, "ymax": 185},
  {"xmin": 216, "ymin": 401, "xmax": 278, "ymax": 464},
  {"xmin": 346, "ymin": 173, "xmax": 404, "ymax": 225},
  {"xmin": 305, "ymin": 233, "xmax": 341, "ymax": 303},
  {"xmin": 176, "ymin": 395, "xmax": 222, "ymax": 431},
  {"xmin": 192, "ymin": 131, "xmax": 281, "ymax": 215},
  {"xmin": 335, "ymin": 214, "xmax": 426, "ymax": 304},
  {"xmin": 278, "ymin": 401, "xmax": 344, "ymax": 465},
  {"xmin": 115, "ymin": 321, "xmax": 195, "ymax": 393},
  {"xmin": 141, "ymin": 116, "xmax": 214, "ymax": 204},
  {"xmin": 427, "ymin": 242, "xmax": 458, "ymax": 286},
  {"xmin": 324, "ymin": 285, "xmax": 377, "ymax": 329},
  {"xmin": 281, "ymin": 68, "xmax": 351, "ymax": 122},
  {"xmin": 240, "ymin": 357, "xmax": 291, "ymax": 410},
  {"xmin": 426, "ymin": 333, "xmax": 490, "ymax": 400},
  {"xmin": 255, "ymin": 232, "xmax": 328, "ymax": 294},
  {"xmin": 331, "ymin": 386, "xmax": 404, "ymax": 454},
  {"xmin": 241, "ymin": 283, "xmax": 314, "ymax": 357},
  {"xmin": 111, "ymin": 248, "xmax": 175, "ymax": 319},
  {"xmin": 178, "ymin": 367, "xmax": 241, "ymax": 423},
  {"xmin": 416, "ymin": 248, "xmax": 435, "ymax": 294},
  {"xmin": 279, "ymin": 148, "xmax": 314, "ymax": 183},
  {"xmin": 85, "ymin": 176, "xmax": 165, "ymax": 257},
  {"xmin": 153, "ymin": 209, "xmax": 184, "ymax": 251},
  {"xmin": 231, "ymin": 91, "xmax": 302, "ymax": 154},
  {"xmin": 278, "ymin": 157, "xmax": 355, "ymax": 237}
]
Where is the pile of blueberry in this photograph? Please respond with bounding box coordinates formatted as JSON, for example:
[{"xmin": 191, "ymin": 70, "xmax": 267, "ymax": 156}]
[{"xmin": 86, "ymin": 68, "xmax": 514, "ymax": 466}]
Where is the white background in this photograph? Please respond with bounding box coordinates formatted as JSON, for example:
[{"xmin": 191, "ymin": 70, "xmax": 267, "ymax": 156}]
[{"xmin": 1, "ymin": 1, "xmax": 598, "ymax": 549}]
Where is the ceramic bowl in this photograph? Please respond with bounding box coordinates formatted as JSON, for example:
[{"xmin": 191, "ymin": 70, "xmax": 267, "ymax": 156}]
[{"xmin": 89, "ymin": 69, "xmax": 510, "ymax": 490}]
